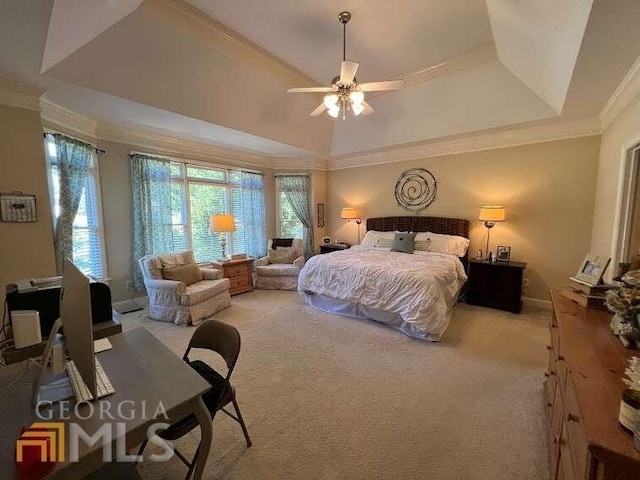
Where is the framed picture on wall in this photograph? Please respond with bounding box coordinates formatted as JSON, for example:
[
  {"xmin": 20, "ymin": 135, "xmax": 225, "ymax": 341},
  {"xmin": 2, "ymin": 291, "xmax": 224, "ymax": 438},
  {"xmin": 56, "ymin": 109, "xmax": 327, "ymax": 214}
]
[
  {"xmin": 0, "ymin": 192, "xmax": 37, "ymax": 223},
  {"xmin": 317, "ymin": 203, "xmax": 325, "ymax": 227}
]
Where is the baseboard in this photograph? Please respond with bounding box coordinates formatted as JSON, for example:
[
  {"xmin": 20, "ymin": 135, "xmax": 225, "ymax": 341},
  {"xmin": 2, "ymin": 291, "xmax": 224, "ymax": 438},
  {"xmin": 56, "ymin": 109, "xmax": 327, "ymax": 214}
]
[
  {"xmin": 113, "ymin": 296, "xmax": 148, "ymax": 314},
  {"xmin": 522, "ymin": 296, "xmax": 552, "ymax": 310}
]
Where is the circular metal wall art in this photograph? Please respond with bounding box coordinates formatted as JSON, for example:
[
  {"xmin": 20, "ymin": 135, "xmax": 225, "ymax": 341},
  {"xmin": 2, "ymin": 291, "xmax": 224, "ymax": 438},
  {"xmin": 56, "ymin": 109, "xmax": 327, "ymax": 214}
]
[{"xmin": 395, "ymin": 168, "xmax": 437, "ymax": 213}]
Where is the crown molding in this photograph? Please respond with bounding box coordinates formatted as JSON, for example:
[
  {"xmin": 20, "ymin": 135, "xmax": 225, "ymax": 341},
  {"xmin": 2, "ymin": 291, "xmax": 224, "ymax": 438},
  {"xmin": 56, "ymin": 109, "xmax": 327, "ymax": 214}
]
[
  {"xmin": 156, "ymin": 0, "xmax": 317, "ymax": 87},
  {"xmin": 404, "ymin": 45, "xmax": 498, "ymax": 88},
  {"xmin": 0, "ymin": 77, "xmax": 43, "ymax": 112},
  {"xmin": 271, "ymin": 158, "xmax": 327, "ymax": 171},
  {"xmin": 327, "ymin": 118, "xmax": 602, "ymax": 170},
  {"xmin": 600, "ymin": 55, "xmax": 640, "ymax": 129},
  {"xmin": 40, "ymin": 98, "xmax": 98, "ymax": 140},
  {"xmin": 98, "ymin": 121, "xmax": 283, "ymax": 169}
]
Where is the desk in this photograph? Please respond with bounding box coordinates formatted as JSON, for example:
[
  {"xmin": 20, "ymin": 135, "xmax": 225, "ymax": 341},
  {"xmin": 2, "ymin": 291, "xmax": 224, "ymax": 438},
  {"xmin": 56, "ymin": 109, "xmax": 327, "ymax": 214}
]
[
  {"xmin": 2, "ymin": 315, "xmax": 122, "ymax": 365},
  {"xmin": 0, "ymin": 328, "xmax": 213, "ymax": 480}
]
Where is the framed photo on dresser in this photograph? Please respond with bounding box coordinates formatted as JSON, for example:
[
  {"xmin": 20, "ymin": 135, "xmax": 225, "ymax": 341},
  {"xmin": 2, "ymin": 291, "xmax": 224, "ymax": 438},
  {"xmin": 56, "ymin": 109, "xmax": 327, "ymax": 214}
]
[{"xmin": 496, "ymin": 245, "xmax": 511, "ymax": 263}]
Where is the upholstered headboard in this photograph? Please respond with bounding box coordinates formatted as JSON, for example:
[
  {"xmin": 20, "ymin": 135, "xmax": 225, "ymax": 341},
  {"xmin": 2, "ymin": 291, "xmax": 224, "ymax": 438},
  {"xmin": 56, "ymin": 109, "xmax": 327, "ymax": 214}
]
[{"xmin": 366, "ymin": 216, "xmax": 470, "ymax": 239}]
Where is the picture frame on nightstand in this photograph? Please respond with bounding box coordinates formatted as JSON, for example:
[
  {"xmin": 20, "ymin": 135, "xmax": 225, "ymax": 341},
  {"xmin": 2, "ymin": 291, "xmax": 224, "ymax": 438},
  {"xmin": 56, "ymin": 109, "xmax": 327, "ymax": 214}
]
[{"xmin": 496, "ymin": 245, "xmax": 511, "ymax": 263}]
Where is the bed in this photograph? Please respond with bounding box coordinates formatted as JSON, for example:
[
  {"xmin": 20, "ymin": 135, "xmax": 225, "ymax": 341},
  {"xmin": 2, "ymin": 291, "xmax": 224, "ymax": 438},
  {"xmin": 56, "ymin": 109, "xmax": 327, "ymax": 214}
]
[{"xmin": 297, "ymin": 216, "xmax": 470, "ymax": 341}]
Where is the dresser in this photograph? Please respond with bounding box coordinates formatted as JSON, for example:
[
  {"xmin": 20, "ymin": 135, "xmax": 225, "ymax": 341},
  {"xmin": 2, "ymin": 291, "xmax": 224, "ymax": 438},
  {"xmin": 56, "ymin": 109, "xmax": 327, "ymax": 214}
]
[
  {"xmin": 546, "ymin": 290, "xmax": 640, "ymax": 480},
  {"xmin": 466, "ymin": 259, "xmax": 526, "ymax": 313},
  {"xmin": 220, "ymin": 258, "xmax": 253, "ymax": 295}
]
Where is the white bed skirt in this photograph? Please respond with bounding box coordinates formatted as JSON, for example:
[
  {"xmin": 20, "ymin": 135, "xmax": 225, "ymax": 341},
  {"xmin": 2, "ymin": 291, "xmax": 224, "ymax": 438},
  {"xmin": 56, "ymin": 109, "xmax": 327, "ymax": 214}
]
[{"xmin": 303, "ymin": 292, "xmax": 439, "ymax": 341}]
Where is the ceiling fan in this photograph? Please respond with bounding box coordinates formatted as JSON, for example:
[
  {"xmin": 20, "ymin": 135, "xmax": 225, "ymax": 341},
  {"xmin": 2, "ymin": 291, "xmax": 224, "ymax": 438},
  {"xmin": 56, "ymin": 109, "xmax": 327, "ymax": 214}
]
[{"xmin": 287, "ymin": 11, "xmax": 405, "ymax": 119}]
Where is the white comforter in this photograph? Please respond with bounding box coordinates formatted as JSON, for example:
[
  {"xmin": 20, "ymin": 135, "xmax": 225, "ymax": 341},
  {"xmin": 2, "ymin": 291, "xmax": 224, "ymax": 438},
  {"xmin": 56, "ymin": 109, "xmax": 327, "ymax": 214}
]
[{"xmin": 297, "ymin": 246, "xmax": 468, "ymax": 340}]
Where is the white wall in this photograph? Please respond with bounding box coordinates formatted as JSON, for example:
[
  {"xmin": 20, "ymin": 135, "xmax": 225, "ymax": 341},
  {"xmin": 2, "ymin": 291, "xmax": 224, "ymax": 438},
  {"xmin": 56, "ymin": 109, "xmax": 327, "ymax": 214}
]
[{"xmin": 590, "ymin": 97, "xmax": 640, "ymax": 272}]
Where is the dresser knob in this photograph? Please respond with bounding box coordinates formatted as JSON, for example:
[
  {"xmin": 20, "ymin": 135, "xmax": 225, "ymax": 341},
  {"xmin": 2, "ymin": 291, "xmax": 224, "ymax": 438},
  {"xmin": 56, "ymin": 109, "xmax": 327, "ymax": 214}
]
[
  {"xmin": 544, "ymin": 372, "xmax": 549, "ymax": 377},
  {"xmin": 546, "ymin": 345, "xmax": 552, "ymax": 350},
  {"xmin": 547, "ymin": 402, "xmax": 552, "ymax": 407},
  {"xmin": 558, "ymin": 355, "xmax": 565, "ymax": 361}
]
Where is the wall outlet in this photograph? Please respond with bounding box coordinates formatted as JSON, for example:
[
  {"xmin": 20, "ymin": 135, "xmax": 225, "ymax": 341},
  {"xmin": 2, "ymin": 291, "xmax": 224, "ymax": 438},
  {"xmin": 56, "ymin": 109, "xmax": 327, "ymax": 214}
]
[
  {"xmin": 523, "ymin": 277, "xmax": 530, "ymax": 287},
  {"xmin": 125, "ymin": 279, "xmax": 133, "ymax": 290}
]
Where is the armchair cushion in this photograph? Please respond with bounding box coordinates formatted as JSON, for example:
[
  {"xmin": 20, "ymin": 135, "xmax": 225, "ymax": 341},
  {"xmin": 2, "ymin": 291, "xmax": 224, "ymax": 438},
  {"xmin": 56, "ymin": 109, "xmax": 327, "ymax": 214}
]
[
  {"xmin": 161, "ymin": 263, "xmax": 203, "ymax": 285},
  {"xmin": 182, "ymin": 278, "xmax": 231, "ymax": 306},
  {"xmin": 256, "ymin": 265, "xmax": 300, "ymax": 277},
  {"xmin": 267, "ymin": 247, "xmax": 296, "ymax": 264},
  {"xmin": 200, "ymin": 268, "xmax": 223, "ymax": 280},
  {"xmin": 271, "ymin": 238, "xmax": 294, "ymax": 249}
]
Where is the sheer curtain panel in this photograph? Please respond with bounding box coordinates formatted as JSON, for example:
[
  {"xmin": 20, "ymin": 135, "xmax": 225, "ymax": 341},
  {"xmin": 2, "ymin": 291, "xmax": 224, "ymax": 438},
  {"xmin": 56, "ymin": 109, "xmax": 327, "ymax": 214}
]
[
  {"xmin": 130, "ymin": 154, "xmax": 173, "ymax": 290},
  {"xmin": 279, "ymin": 175, "xmax": 313, "ymax": 257},
  {"xmin": 52, "ymin": 134, "xmax": 93, "ymax": 274},
  {"xmin": 240, "ymin": 172, "xmax": 267, "ymax": 260}
]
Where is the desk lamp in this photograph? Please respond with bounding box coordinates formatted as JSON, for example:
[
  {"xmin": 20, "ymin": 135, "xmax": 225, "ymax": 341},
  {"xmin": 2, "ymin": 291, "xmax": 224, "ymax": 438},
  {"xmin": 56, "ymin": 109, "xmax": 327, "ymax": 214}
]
[
  {"xmin": 478, "ymin": 206, "xmax": 506, "ymax": 261},
  {"xmin": 210, "ymin": 214, "xmax": 236, "ymax": 260}
]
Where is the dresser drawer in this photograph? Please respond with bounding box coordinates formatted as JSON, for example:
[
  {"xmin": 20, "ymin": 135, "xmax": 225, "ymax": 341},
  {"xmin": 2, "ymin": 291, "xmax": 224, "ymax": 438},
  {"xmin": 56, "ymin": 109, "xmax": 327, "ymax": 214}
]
[
  {"xmin": 229, "ymin": 276, "xmax": 250, "ymax": 289},
  {"xmin": 559, "ymin": 424, "xmax": 576, "ymax": 480},
  {"xmin": 565, "ymin": 377, "xmax": 588, "ymax": 480},
  {"xmin": 225, "ymin": 265, "xmax": 248, "ymax": 278}
]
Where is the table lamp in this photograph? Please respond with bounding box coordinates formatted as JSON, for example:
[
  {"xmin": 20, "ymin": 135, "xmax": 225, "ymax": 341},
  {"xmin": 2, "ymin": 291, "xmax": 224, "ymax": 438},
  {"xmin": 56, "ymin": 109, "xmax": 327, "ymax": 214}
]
[
  {"xmin": 210, "ymin": 214, "xmax": 236, "ymax": 260},
  {"xmin": 341, "ymin": 207, "xmax": 362, "ymax": 244},
  {"xmin": 478, "ymin": 206, "xmax": 506, "ymax": 261}
]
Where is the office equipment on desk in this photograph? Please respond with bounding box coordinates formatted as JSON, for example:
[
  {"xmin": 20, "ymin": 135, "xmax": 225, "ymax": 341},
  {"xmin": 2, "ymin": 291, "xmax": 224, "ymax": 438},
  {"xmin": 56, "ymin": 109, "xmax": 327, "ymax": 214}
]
[
  {"xmin": 66, "ymin": 357, "xmax": 114, "ymax": 402},
  {"xmin": 11, "ymin": 310, "xmax": 42, "ymax": 349},
  {"xmin": 33, "ymin": 259, "xmax": 114, "ymax": 406},
  {"xmin": 6, "ymin": 279, "xmax": 113, "ymax": 339},
  {"xmin": 93, "ymin": 338, "xmax": 112, "ymax": 353},
  {"xmin": 0, "ymin": 328, "xmax": 213, "ymax": 480}
]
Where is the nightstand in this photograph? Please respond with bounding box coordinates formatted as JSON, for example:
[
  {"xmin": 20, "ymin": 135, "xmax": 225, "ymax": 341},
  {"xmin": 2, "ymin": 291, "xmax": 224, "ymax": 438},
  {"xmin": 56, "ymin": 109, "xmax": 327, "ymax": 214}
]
[
  {"xmin": 319, "ymin": 243, "xmax": 350, "ymax": 254},
  {"xmin": 220, "ymin": 258, "xmax": 254, "ymax": 295},
  {"xmin": 465, "ymin": 259, "xmax": 527, "ymax": 313}
]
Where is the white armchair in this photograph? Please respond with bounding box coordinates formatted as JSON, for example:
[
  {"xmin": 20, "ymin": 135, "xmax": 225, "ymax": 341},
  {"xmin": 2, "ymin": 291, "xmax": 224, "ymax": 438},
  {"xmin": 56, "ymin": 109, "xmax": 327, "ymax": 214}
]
[
  {"xmin": 138, "ymin": 251, "xmax": 231, "ymax": 326},
  {"xmin": 255, "ymin": 239, "xmax": 305, "ymax": 290}
]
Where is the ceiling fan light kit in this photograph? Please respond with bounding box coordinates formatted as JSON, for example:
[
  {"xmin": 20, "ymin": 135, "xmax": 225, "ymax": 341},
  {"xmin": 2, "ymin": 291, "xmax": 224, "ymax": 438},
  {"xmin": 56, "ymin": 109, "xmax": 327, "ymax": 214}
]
[{"xmin": 286, "ymin": 11, "xmax": 405, "ymax": 120}]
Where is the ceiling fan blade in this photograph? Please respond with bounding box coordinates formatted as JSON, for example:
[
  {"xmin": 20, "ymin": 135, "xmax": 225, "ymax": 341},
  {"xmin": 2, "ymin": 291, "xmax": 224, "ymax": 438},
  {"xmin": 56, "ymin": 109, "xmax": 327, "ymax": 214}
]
[
  {"xmin": 287, "ymin": 87, "xmax": 334, "ymax": 93},
  {"xmin": 362, "ymin": 101, "xmax": 374, "ymax": 115},
  {"xmin": 359, "ymin": 80, "xmax": 406, "ymax": 92},
  {"xmin": 309, "ymin": 103, "xmax": 328, "ymax": 117},
  {"xmin": 339, "ymin": 61, "xmax": 359, "ymax": 85}
]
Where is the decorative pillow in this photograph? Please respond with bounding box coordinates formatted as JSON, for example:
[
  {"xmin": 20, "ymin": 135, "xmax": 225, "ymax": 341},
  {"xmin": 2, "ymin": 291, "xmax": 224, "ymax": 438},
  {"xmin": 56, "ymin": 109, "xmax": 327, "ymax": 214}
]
[
  {"xmin": 426, "ymin": 232, "xmax": 470, "ymax": 257},
  {"xmin": 271, "ymin": 238, "xmax": 294, "ymax": 250},
  {"xmin": 414, "ymin": 239, "xmax": 431, "ymax": 251},
  {"xmin": 159, "ymin": 253, "xmax": 185, "ymax": 268},
  {"xmin": 391, "ymin": 232, "xmax": 417, "ymax": 254},
  {"xmin": 374, "ymin": 238, "xmax": 393, "ymax": 248},
  {"xmin": 161, "ymin": 263, "xmax": 203, "ymax": 285},
  {"xmin": 268, "ymin": 246, "xmax": 296, "ymax": 264},
  {"xmin": 361, "ymin": 230, "xmax": 395, "ymax": 247}
]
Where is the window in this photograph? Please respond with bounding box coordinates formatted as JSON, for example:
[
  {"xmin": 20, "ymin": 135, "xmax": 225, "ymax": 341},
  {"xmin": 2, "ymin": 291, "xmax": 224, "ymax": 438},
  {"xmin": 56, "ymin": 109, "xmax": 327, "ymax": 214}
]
[
  {"xmin": 277, "ymin": 185, "xmax": 304, "ymax": 238},
  {"xmin": 169, "ymin": 163, "xmax": 265, "ymax": 262},
  {"xmin": 45, "ymin": 134, "xmax": 106, "ymax": 278}
]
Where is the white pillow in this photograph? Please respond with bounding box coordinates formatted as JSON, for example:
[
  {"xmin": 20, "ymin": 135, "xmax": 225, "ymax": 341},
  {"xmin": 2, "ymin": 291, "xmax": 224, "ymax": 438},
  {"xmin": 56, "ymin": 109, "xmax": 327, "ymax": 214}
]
[
  {"xmin": 414, "ymin": 239, "xmax": 431, "ymax": 251},
  {"xmin": 426, "ymin": 232, "xmax": 470, "ymax": 257},
  {"xmin": 361, "ymin": 230, "xmax": 395, "ymax": 247}
]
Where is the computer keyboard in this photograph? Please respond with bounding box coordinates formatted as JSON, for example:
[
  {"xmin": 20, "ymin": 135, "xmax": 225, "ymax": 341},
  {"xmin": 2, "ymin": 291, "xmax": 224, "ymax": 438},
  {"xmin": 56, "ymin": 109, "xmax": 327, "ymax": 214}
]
[{"xmin": 65, "ymin": 357, "xmax": 115, "ymax": 402}]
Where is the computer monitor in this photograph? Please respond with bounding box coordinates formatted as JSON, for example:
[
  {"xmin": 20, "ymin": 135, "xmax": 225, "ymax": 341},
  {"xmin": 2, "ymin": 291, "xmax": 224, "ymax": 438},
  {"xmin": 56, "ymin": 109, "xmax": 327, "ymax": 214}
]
[
  {"xmin": 32, "ymin": 259, "xmax": 97, "ymax": 405},
  {"xmin": 60, "ymin": 259, "xmax": 97, "ymax": 398}
]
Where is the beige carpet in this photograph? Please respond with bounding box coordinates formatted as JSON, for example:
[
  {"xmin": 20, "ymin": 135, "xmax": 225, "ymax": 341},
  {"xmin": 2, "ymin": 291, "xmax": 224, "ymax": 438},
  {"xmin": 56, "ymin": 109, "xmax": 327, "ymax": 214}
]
[{"xmin": 124, "ymin": 291, "xmax": 550, "ymax": 480}]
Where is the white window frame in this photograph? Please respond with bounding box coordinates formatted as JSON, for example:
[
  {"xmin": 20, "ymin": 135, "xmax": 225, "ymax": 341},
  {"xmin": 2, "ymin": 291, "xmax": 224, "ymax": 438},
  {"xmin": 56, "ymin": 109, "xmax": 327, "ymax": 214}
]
[
  {"xmin": 169, "ymin": 162, "xmax": 251, "ymax": 261},
  {"xmin": 44, "ymin": 134, "xmax": 108, "ymax": 279}
]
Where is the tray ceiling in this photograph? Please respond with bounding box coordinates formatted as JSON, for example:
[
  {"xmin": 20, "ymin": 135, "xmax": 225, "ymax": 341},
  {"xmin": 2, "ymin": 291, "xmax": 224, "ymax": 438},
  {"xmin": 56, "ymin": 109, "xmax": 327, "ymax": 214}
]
[{"xmin": 1, "ymin": 0, "xmax": 640, "ymax": 161}]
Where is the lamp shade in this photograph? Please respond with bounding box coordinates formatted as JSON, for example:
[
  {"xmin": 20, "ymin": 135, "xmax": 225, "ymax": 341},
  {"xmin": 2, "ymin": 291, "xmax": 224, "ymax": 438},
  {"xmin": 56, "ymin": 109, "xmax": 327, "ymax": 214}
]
[
  {"xmin": 209, "ymin": 214, "xmax": 236, "ymax": 233},
  {"xmin": 478, "ymin": 206, "xmax": 506, "ymax": 222},
  {"xmin": 340, "ymin": 207, "xmax": 359, "ymax": 220}
]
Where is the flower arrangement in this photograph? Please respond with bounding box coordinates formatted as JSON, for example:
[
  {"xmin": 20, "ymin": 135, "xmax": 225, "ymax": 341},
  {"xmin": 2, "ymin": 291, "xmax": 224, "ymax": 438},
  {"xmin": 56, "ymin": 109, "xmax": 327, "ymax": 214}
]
[{"xmin": 605, "ymin": 286, "xmax": 640, "ymax": 328}]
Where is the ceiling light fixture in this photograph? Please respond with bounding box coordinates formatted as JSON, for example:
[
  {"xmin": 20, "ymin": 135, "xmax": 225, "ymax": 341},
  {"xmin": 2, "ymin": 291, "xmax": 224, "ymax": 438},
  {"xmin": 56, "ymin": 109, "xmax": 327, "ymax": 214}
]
[{"xmin": 286, "ymin": 12, "xmax": 405, "ymax": 119}]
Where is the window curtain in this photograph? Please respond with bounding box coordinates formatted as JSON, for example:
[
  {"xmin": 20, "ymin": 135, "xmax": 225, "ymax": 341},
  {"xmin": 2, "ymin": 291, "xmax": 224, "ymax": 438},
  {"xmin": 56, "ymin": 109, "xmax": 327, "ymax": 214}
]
[
  {"xmin": 51, "ymin": 134, "xmax": 93, "ymax": 274},
  {"xmin": 279, "ymin": 175, "xmax": 313, "ymax": 257},
  {"xmin": 241, "ymin": 172, "xmax": 267, "ymax": 259},
  {"xmin": 130, "ymin": 154, "xmax": 173, "ymax": 290}
]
